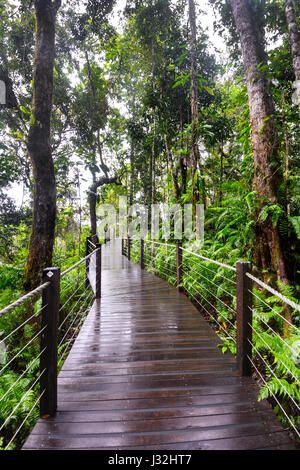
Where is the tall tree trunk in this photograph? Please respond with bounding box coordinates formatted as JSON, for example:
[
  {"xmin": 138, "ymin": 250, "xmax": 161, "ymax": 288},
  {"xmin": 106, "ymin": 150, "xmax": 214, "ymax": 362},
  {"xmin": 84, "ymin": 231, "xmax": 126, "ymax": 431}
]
[
  {"xmin": 179, "ymin": 103, "xmax": 187, "ymax": 194},
  {"xmin": 164, "ymin": 135, "xmax": 180, "ymax": 202},
  {"xmin": 85, "ymin": 52, "xmax": 111, "ymax": 237},
  {"xmin": 24, "ymin": 0, "xmax": 61, "ymax": 291},
  {"xmin": 230, "ymin": 0, "xmax": 289, "ymax": 283},
  {"xmin": 89, "ymin": 166, "xmax": 98, "ymax": 237},
  {"xmin": 281, "ymin": 89, "xmax": 291, "ymax": 219},
  {"xmin": 188, "ymin": 0, "xmax": 200, "ymax": 216},
  {"xmin": 219, "ymin": 142, "xmax": 224, "ymax": 204},
  {"xmin": 129, "ymin": 143, "xmax": 135, "ymax": 207},
  {"xmin": 151, "ymin": 116, "xmax": 156, "ymax": 205},
  {"xmin": 284, "ymin": 0, "xmax": 300, "ymax": 114}
]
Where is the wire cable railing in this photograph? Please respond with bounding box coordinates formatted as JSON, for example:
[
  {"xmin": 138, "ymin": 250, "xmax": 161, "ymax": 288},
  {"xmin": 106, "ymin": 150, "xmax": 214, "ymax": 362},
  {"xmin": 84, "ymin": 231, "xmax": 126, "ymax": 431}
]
[
  {"xmin": 245, "ymin": 271, "xmax": 300, "ymax": 437},
  {"xmin": 143, "ymin": 240, "xmax": 177, "ymax": 285},
  {"xmin": 0, "ymin": 281, "xmax": 50, "ymax": 318},
  {"xmin": 180, "ymin": 246, "xmax": 237, "ymax": 349},
  {"xmin": 0, "ymin": 236, "xmax": 102, "ymax": 450},
  {"xmin": 122, "ymin": 236, "xmax": 300, "ymax": 439}
]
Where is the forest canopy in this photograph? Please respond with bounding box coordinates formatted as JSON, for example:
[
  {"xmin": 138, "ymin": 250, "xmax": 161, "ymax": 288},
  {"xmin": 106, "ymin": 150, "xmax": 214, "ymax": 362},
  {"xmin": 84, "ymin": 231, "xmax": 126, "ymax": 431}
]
[
  {"xmin": 0, "ymin": 0, "xmax": 299, "ymax": 290},
  {"xmin": 0, "ymin": 0, "xmax": 300, "ymax": 450}
]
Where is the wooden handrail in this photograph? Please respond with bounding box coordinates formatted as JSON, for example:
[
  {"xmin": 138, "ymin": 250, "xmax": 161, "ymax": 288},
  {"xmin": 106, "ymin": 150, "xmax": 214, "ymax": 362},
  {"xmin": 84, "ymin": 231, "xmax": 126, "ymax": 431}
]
[{"xmin": 39, "ymin": 237, "xmax": 102, "ymax": 417}]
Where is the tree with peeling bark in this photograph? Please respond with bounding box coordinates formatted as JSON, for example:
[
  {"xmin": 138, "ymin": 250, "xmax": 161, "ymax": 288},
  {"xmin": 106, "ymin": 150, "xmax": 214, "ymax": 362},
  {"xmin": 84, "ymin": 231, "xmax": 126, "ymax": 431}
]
[
  {"xmin": 229, "ymin": 0, "xmax": 290, "ymax": 284},
  {"xmin": 24, "ymin": 0, "xmax": 61, "ymax": 291}
]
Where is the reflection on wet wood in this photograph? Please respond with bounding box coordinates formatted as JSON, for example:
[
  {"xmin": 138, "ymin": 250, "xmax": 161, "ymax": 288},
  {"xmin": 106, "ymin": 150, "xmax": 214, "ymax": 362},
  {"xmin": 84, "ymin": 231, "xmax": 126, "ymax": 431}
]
[{"xmin": 23, "ymin": 240, "xmax": 295, "ymax": 450}]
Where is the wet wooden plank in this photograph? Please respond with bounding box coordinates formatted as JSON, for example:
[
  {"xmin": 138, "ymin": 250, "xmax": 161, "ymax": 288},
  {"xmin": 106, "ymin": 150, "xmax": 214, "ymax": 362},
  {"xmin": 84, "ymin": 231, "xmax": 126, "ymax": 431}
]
[
  {"xmin": 55, "ymin": 384, "xmax": 259, "ymax": 403},
  {"xmin": 23, "ymin": 422, "xmax": 284, "ymax": 450},
  {"xmin": 91, "ymin": 430, "xmax": 294, "ymax": 451},
  {"xmin": 56, "ymin": 377, "xmax": 249, "ymax": 394},
  {"xmin": 59, "ymin": 363, "xmax": 237, "ymax": 377},
  {"xmin": 36, "ymin": 403, "xmax": 264, "ymax": 423},
  {"xmin": 58, "ymin": 370, "xmax": 238, "ymax": 382},
  {"xmin": 56, "ymin": 390, "xmax": 263, "ymax": 411},
  {"xmin": 31, "ymin": 411, "xmax": 282, "ymax": 436},
  {"xmin": 23, "ymin": 240, "xmax": 296, "ymax": 451}
]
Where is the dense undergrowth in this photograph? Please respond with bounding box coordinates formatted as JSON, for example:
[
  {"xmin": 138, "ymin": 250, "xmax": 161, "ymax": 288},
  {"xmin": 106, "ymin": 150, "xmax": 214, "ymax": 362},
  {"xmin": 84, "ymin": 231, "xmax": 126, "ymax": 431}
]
[
  {"xmin": 0, "ymin": 193, "xmax": 299, "ymax": 449},
  {"xmin": 130, "ymin": 193, "xmax": 300, "ymax": 444},
  {"xmin": 0, "ymin": 230, "xmax": 95, "ymax": 450}
]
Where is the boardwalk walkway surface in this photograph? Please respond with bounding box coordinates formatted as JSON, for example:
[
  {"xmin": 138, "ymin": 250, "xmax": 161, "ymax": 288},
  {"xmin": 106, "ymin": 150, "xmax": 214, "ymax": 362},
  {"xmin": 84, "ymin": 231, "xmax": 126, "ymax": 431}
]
[{"xmin": 23, "ymin": 240, "xmax": 295, "ymax": 450}]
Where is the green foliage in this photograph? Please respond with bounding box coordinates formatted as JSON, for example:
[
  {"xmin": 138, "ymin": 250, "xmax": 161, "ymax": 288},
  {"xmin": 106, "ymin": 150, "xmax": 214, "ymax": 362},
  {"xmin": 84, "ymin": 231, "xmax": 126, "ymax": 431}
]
[
  {"xmin": 0, "ymin": 229, "xmax": 95, "ymax": 448},
  {"xmin": 129, "ymin": 213, "xmax": 300, "ymax": 439},
  {"xmin": 289, "ymin": 216, "xmax": 300, "ymax": 240},
  {"xmin": 258, "ymin": 203, "xmax": 284, "ymax": 227},
  {"xmin": 0, "ymin": 265, "xmax": 23, "ymax": 292},
  {"xmin": 250, "ymin": 282, "xmax": 300, "ymax": 436},
  {"xmin": 0, "ymin": 371, "xmax": 39, "ymax": 450},
  {"xmin": 0, "ymin": 0, "xmax": 299, "ymax": 448}
]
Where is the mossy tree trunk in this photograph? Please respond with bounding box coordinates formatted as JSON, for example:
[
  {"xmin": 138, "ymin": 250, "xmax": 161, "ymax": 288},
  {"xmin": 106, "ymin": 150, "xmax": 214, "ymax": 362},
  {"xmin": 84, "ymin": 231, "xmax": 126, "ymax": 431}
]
[
  {"xmin": 230, "ymin": 0, "xmax": 289, "ymax": 283},
  {"xmin": 24, "ymin": 0, "xmax": 61, "ymax": 291}
]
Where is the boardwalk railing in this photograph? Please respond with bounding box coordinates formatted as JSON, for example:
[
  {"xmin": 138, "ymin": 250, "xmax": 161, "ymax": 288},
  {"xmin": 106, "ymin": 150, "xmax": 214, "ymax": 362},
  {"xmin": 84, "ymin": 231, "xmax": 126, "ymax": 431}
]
[
  {"xmin": 0, "ymin": 237, "xmax": 102, "ymax": 449},
  {"xmin": 124, "ymin": 237, "xmax": 300, "ymax": 438},
  {"xmin": 1, "ymin": 237, "xmax": 299, "ymax": 447}
]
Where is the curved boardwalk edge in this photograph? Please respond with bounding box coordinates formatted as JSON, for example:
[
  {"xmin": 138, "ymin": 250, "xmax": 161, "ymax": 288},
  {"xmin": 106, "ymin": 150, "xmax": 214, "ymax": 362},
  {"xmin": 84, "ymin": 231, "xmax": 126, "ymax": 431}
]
[{"xmin": 23, "ymin": 240, "xmax": 297, "ymax": 450}]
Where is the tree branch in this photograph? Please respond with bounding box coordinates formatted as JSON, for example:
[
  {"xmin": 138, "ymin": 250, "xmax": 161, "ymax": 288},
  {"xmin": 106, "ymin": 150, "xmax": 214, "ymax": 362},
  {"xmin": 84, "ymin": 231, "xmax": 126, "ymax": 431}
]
[{"xmin": 89, "ymin": 171, "xmax": 124, "ymax": 194}]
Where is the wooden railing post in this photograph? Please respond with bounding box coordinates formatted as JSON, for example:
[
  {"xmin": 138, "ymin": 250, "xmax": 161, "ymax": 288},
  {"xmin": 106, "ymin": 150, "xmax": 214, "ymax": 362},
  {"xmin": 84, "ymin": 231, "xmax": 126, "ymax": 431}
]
[
  {"xmin": 140, "ymin": 238, "xmax": 144, "ymax": 270},
  {"xmin": 85, "ymin": 236, "xmax": 92, "ymax": 288},
  {"xmin": 236, "ymin": 261, "xmax": 253, "ymax": 376},
  {"xmin": 127, "ymin": 236, "xmax": 131, "ymax": 261},
  {"xmin": 95, "ymin": 243, "xmax": 102, "ymax": 299},
  {"xmin": 166, "ymin": 243, "xmax": 168, "ymax": 272},
  {"xmin": 40, "ymin": 267, "xmax": 60, "ymax": 417},
  {"xmin": 121, "ymin": 238, "xmax": 124, "ymax": 256},
  {"xmin": 151, "ymin": 240, "xmax": 155, "ymax": 267},
  {"xmin": 176, "ymin": 241, "xmax": 182, "ymax": 291}
]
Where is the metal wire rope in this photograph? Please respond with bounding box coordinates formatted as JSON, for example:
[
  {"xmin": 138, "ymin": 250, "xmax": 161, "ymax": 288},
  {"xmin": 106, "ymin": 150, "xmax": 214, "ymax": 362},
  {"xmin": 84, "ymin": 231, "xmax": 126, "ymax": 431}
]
[
  {"xmin": 0, "ymin": 282, "xmax": 50, "ymax": 318},
  {"xmin": 246, "ymin": 272, "xmax": 300, "ymax": 313},
  {"xmin": 0, "ymin": 325, "xmax": 47, "ymax": 375}
]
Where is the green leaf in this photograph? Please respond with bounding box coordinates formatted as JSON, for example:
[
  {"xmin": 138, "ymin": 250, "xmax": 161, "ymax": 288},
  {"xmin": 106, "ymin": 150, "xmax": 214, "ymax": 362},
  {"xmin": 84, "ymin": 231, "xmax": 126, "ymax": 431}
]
[
  {"xmin": 19, "ymin": 106, "xmax": 30, "ymax": 114},
  {"xmin": 289, "ymin": 216, "xmax": 300, "ymax": 239}
]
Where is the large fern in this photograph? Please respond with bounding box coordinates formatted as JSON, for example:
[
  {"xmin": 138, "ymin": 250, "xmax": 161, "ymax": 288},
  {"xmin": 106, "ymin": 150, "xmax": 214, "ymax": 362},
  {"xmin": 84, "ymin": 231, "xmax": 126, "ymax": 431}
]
[{"xmin": 289, "ymin": 216, "xmax": 300, "ymax": 240}]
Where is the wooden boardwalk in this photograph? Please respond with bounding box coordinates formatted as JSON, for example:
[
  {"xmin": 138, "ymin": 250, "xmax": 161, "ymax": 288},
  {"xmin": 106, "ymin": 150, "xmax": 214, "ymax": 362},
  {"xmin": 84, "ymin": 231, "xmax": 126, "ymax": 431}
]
[{"xmin": 23, "ymin": 240, "xmax": 295, "ymax": 450}]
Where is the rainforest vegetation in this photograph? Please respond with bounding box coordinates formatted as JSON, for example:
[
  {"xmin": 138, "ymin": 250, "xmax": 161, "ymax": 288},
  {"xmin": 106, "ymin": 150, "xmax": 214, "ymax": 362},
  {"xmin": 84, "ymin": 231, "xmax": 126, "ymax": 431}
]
[{"xmin": 0, "ymin": 0, "xmax": 299, "ymax": 449}]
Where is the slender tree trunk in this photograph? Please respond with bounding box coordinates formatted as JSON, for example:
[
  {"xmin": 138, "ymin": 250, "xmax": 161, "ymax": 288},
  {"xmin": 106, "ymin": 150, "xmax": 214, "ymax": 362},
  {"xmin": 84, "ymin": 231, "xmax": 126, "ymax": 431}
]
[
  {"xmin": 164, "ymin": 135, "xmax": 180, "ymax": 202},
  {"xmin": 219, "ymin": 142, "xmax": 224, "ymax": 204},
  {"xmin": 198, "ymin": 162, "xmax": 207, "ymax": 210},
  {"xmin": 284, "ymin": 0, "xmax": 300, "ymax": 114},
  {"xmin": 129, "ymin": 143, "xmax": 135, "ymax": 206},
  {"xmin": 179, "ymin": 103, "xmax": 187, "ymax": 194},
  {"xmin": 85, "ymin": 52, "xmax": 109, "ymax": 176},
  {"xmin": 281, "ymin": 89, "xmax": 291, "ymax": 219},
  {"xmin": 230, "ymin": 0, "xmax": 289, "ymax": 283},
  {"xmin": 151, "ymin": 115, "xmax": 156, "ymax": 205},
  {"xmin": 89, "ymin": 178, "xmax": 97, "ymax": 237},
  {"xmin": 24, "ymin": 0, "xmax": 61, "ymax": 291},
  {"xmin": 85, "ymin": 52, "xmax": 111, "ymax": 237},
  {"xmin": 76, "ymin": 168, "xmax": 82, "ymax": 288},
  {"xmin": 188, "ymin": 0, "xmax": 200, "ymax": 214}
]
